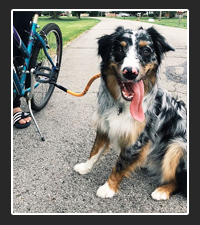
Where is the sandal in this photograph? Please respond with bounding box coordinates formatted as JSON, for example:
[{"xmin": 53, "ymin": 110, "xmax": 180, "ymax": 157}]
[{"xmin": 13, "ymin": 111, "xmax": 31, "ymax": 129}]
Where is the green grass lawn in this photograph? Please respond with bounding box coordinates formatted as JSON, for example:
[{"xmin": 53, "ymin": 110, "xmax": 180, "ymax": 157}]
[
  {"xmin": 115, "ymin": 17, "xmax": 187, "ymax": 29},
  {"xmin": 38, "ymin": 16, "xmax": 100, "ymax": 47}
]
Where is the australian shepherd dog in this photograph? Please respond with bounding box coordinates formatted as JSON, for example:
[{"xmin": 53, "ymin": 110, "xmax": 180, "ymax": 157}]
[{"xmin": 74, "ymin": 26, "xmax": 187, "ymax": 200}]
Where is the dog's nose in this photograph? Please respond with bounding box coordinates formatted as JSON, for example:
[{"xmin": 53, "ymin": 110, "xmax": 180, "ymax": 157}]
[{"xmin": 123, "ymin": 66, "xmax": 139, "ymax": 80}]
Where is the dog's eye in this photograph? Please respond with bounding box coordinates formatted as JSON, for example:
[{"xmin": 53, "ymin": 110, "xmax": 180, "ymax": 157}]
[
  {"xmin": 143, "ymin": 48, "xmax": 150, "ymax": 55},
  {"xmin": 116, "ymin": 48, "xmax": 123, "ymax": 54}
]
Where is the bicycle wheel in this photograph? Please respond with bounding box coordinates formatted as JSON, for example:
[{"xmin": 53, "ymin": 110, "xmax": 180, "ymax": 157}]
[{"xmin": 29, "ymin": 23, "xmax": 62, "ymax": 111}]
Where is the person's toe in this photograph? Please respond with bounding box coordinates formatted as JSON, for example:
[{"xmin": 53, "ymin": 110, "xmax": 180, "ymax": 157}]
[
  {"xmin": 25, "ymin": 117, "xmax": 31, "ymax": 123},
  {"xmin": 18, "ymin": 119, "xmax": 26, "ymax": 124}
]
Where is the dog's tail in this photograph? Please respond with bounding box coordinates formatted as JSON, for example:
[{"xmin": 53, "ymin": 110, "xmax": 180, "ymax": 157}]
[{"xmin": 176, "ymin": 160, "xmax": 187, "ymax": 197}]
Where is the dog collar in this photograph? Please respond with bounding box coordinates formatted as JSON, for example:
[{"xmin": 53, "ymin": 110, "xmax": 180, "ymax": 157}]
[{"xmin": 117, "ymin": 106, "xmax": 123, "ymax": 115}]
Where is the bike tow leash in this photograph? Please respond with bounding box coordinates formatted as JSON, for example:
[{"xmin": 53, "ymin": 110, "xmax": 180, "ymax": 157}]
[
  {"xmin": 52, "ymin": 73, "xmax": 101, "ymax": 97},
  {"xmin": 34, "ymin": 66, "xmax": 101, "ymax": 97}
]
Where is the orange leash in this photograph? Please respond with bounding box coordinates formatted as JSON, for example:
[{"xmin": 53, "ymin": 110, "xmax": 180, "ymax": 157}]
[
  {"xmin": 52, "ymin": 73, "xmax": 101, "ymax": 97},
  {"xmin": 66, "ymin": 73, "xmax": 101, "ymax": 97}
]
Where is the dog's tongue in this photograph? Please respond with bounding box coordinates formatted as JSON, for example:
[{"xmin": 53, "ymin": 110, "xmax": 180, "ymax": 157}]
[{"xmin": 130, "ymin": 80, "xmax": 145, "ymax": 122}]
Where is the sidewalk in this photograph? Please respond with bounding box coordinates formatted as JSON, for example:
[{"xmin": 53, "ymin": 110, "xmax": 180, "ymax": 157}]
[{"xmin": 13, "ymin": 18, "xmax": 188, "ymax": 214}]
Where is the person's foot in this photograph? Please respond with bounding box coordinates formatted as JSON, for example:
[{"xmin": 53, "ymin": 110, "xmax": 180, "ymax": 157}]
[{"xmin": 13, "ymin": 107, "xmax": 31, "ymax": 128}]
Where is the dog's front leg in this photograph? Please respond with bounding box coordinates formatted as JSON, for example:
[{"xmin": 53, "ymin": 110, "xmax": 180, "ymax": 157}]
[
  {"xmin": 74, "ymin": 131, "xmax": 110, "ymax": 175},
  {"xmin": 97, "ymin": 141, "xmax": 151, "ymax": 198}
]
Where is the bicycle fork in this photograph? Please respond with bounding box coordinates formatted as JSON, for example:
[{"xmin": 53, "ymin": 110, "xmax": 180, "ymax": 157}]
[{"xmin": 28, "ymin": 68, "xmax": 45, "ymax": 141}]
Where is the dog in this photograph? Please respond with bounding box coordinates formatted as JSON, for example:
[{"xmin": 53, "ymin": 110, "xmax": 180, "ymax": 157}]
[{"xmin": 74, "ymin": 26, "xmax": 187, "ymax": 200}]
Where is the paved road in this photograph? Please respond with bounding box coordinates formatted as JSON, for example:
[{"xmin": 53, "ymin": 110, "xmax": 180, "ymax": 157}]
[{"xmin": 13, "ymin": 18, "xmax": 188, "ymax": 214}]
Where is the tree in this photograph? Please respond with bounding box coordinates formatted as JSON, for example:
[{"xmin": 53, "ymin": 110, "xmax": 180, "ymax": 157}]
[
  {"xmin": 87, "ymin": 11, "xmax": 100, "ymax": 17},
  {"xmin": 153, "ymin": 11, "xmax": 159, "ymax": 18},
  {"xmin": 52, "ymin": 11, "xmax": 59, "ymax": 19},
  {"xmin": 42, "ymin": 11, "xmax": 51, "ymax": 16},
  {"xmin": 159, "ymin": 11, "xmax": 162, "ymax": 21},
  {"xmin": 72, "ymin": 11, "xmax": 87, "ymax": 19},
  {"xmin": 42, "ymin": 11, "xmax": 63, "ymax": 19},
  {"xmin": 169, "ymin": 11, "xmax": 176, "ymax": 18}
]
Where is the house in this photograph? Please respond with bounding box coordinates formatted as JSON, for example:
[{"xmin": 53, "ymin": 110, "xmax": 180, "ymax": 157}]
[{"xmin": 176, "ymin": 11, "xmax": 186, "ymax": 17}]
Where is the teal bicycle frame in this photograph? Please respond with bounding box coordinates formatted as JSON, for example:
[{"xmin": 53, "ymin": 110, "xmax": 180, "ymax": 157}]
[{"xmin": 13, "ymin": 14, "xmax": 56, "ymax": 98}]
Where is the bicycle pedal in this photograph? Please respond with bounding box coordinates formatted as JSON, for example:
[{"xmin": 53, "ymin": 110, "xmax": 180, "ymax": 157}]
[{"xmin": 35, "ymin": 66, "xmax": 53, "ymax": 83}]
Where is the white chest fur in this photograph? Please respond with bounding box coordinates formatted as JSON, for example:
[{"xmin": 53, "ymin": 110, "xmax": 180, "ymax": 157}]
[{"xmin": 93, "ymin": 102, "xmax": 136, "ymax": 148}]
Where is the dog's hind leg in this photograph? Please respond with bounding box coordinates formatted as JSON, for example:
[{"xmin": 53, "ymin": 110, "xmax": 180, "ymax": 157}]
[
  {"xmin": 151, "ymin": 141, "xmax": 185, "ymax": 200},
  {"xmin": 151, "ymin": 180, "xmax": 178, "ymax": 200},
  {"xmin": 74, "ymin": 131, "xmax": 110, "ymax": 175},
  {"xmin": 97, "ymin": 141, "xmax": 151, "ymax": 198}
]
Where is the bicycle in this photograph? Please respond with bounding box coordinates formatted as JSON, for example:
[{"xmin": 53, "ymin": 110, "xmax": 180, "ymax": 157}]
[{"xmin": 13, "ymin": 13, "xmax": 63, "ymax": 141}]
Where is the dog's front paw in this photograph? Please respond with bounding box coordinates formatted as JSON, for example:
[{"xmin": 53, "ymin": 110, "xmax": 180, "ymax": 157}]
[
  {"xmin": 74, "ymin": 162, "xmax": 91, "ymax": 175},
  {"xmin": 151, "ymin": 188, "xmax": 169, "ymax": 201},
  {"xmin": 96, "ymin": 182, "xmax": 115, "ymax": 198}
]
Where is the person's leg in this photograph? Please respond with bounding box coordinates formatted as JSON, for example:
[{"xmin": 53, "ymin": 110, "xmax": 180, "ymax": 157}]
[{"xmin": 13, "ymin": 11, "xmax": 34, "ymax": 126}]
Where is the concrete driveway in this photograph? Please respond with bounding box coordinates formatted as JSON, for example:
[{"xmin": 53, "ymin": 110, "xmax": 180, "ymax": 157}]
[{"xmin": 12, "ymin": 17, "xmax": 188, "ymax": 214}]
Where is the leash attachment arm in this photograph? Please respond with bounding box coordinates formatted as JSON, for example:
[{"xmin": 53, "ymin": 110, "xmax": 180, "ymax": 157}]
[
  {"xmin": 50, "ymin": 73, "xmax": 101, "ymax": 97},
  {"xmin": 52, "ymin": 83, "xmax": 68, "ymax": 92}
]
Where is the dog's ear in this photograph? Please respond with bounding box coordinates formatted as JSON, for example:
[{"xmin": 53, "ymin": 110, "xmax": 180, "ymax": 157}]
[
  {"xmin": 146, "ymin": 26, "xmax": 175, "ymax": 64},
  {"xmin": 97, "ymin": 34, "xmax": 113, "ymax": 63},
  {"xmin": 115, "ymin": 26, "xmax": 124, "ymax": 33},
  {"xmin": 98, "ymin": 26, "xmax": 125, "ymax": 63}
]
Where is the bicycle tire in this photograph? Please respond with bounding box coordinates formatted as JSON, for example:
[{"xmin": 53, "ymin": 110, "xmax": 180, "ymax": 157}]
[{"xmin": 29, "ymin": 23, "xmax": 62, "ymax": 111}]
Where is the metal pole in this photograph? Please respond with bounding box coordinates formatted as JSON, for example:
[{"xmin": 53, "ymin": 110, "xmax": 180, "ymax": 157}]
[
  {"xmin": 178, "ymin": 15, "xmax": 181, "ymax": 26},
  {"xmin": 28, "ymin": 69, "xmax": 45, "ymax": 141}
]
